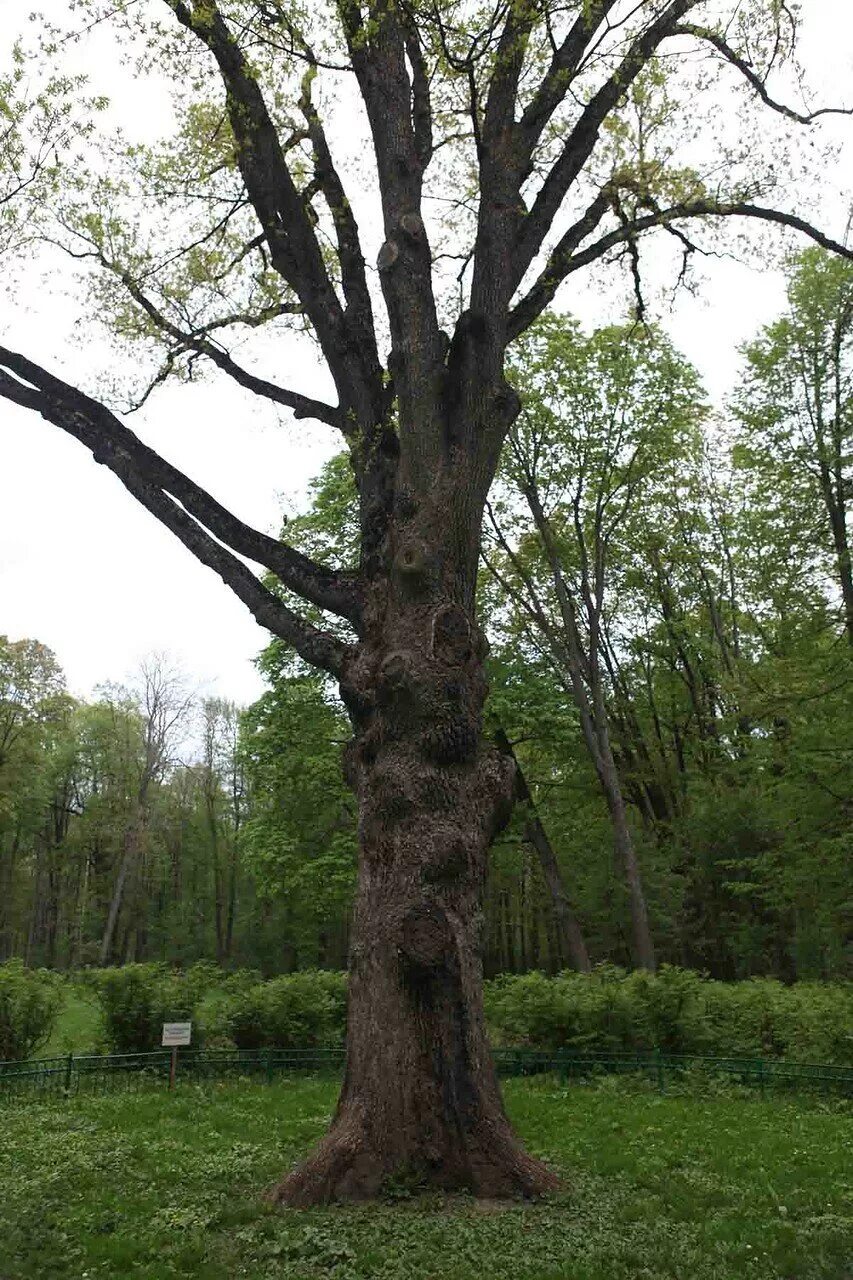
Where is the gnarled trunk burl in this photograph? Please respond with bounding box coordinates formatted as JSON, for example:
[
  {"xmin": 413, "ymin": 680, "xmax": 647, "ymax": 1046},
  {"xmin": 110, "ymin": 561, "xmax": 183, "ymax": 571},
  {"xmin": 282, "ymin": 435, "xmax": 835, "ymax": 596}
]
[{"xmin": 273, "ymin": 486, "xmax": 558, "ymax": 1206}]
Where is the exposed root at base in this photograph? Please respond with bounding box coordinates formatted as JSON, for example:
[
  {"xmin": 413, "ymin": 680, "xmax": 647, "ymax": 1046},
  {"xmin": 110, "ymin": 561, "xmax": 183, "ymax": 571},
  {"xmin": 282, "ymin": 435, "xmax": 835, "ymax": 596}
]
[{"xmin": 268, "ymin": 1120, "xmax": 561, "ymax": 1208}]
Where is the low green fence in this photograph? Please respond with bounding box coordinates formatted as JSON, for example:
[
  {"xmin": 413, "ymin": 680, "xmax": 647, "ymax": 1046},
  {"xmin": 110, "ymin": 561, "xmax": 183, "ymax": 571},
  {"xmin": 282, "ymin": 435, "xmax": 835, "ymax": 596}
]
[{"xmin": 0, "ymin": 1046, "xmax": 850, "ymax": 1102}]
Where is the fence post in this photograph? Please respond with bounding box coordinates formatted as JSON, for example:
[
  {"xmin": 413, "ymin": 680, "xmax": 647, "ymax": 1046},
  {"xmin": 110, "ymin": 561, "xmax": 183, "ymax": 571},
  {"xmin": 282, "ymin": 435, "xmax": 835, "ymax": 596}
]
[
  {"xmin": 266, "ymin": 1047, "xmax": 274, "ymax": 1085},
  {"xmin": 757, "ymin": 1057, "xmax": 765, "ymax": 1098},
  {"xmin": 64, "ymin": 1052, "xmax": 74, "ymax": 1096},
  {"xmin": 655, "ymin": 1047, "xmax": 665, "ymax": 1094}
]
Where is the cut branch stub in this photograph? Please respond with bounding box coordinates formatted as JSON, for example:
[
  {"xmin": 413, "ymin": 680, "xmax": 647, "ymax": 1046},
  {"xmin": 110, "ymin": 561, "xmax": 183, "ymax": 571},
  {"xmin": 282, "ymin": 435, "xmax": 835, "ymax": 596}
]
[
  {"xmin": 392, "ymin": 539, "xmax": 434, "ymax": 597},
  {"xmin": 376, "ymin": 649, "xmax": 417, "ymax": 709},
  {"xmin": 378, "ymin": 239, "xmax": 401, "ymax": 271},
  {"xmin": 431, "ymin": 604, "xmax": 473, "ymax": 665},
  {"xmin": 399, "ymin": 212, "xmax": 425, "ymax": 240}
]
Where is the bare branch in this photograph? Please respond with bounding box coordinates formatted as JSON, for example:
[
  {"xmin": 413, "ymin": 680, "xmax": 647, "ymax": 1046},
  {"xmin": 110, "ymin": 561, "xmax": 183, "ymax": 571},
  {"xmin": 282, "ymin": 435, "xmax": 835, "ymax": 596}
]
[
  {"xmin": 163, "ymin": 0, "xmax": 384, "ymax": 429},
  {"xmin": 57, "ymin": 230, "xmax": 346, "ymax": 429},
  {"xmin": 674, "ymin": 23, "xmax": 853, "ymax": 126},
  {"xmin": 509, "ymin": 197, "xmax": 853, "ymax": 340},
  {"xmin": 297, "ymin": 66, "xmax": 383, "ymax": 394},
  {"xmin": 0, "ymin": 344, "xmax": 363, "ymax": 631}
]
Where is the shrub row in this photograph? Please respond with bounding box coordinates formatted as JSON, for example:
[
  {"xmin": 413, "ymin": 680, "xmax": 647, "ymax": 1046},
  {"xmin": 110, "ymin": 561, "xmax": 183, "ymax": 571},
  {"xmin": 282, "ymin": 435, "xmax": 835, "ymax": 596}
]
[
  {"xmin": 482, "ymin": 966, "xmax": 853, "ymax": 1064},
  {"xmin": 3, "ymin": 960, "xmax": 851, "ymax": 1063},
  {"xmin": 92, "ymin": 963, "xmax": 853, "ymax": 1062},
  {"xmin": 78, "ymin": 963, "xmax": 347, "ymax": 1053},
  {"xmin": 81, "ymin": 962, "xmax": 263, "ymax": 1054}
]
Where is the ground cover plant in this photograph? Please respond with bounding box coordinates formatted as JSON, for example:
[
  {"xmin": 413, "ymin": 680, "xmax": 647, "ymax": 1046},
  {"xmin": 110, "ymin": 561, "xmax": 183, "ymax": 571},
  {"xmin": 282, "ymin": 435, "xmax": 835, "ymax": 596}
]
[{"xmin": 0, "ymin": 1076, "xmax": 849, "ymax": 1279}]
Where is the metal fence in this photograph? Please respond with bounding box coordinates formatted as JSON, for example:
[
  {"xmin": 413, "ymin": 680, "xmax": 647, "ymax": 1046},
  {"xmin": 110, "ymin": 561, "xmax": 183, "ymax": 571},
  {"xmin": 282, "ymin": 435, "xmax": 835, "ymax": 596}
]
[{"xmin": 0, "ymin": 1046, "xmax": 851, "ymax": 1102}]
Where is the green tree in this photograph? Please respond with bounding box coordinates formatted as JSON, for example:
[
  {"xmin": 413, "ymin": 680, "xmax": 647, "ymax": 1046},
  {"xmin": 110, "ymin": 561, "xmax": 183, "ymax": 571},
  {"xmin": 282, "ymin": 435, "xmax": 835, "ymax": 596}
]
[
  {"xmin": 0, "ymin": 638, "xmax": 72, "ymax": 963},
  {"xmin": 486, "ymin": 316, "xmax": 705, "ymax": 970},
  {"xmin": 240, "ymin": 645, "xmax": 356, "ymax": 971},
  {"xmin": 1, "ymin": 0, "xmax": 852, "ymax": 1202},
  {"xmin": 734, "ymin": 249, "xmax": 853, "ymax": 643}
]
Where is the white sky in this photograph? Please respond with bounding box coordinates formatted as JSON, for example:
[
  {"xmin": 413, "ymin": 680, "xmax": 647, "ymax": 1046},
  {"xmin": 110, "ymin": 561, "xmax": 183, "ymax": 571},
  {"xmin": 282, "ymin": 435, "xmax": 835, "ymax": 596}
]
[{"xmin": 0, "ymin": 1, "xmax": 851, "ymax": 706}]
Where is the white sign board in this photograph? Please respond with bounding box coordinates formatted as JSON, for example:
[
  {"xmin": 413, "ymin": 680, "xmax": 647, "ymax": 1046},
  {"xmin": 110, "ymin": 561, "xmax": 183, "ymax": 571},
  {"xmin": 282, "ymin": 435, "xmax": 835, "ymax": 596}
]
[{"xmin": 162, "ymin": 1021, "xmax": 192, "ymax": 1047}]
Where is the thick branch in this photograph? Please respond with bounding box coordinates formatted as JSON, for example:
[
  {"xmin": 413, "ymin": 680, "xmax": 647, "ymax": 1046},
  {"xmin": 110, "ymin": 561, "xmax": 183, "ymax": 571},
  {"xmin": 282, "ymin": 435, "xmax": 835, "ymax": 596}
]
[
  {"xmin": 507, "ymin": 189, "xmax": 610, "ymax": 339},
  {"xmin": 509, "ymin": 198, "xmax": 853, "ymax": 340},
  {"xmin": 164, "ymin": 0, "xmax": 384, "ymax": 428},
  {"xmin": 468, "ymin": 0, "xmax": 536, "ymax": 332},
  {"xmin": 518, "ymin": 1, "xmax": 618, "ymax": 162},
  {"xmin": 338, "ymin": 0, "xmax": 444, "ymax": 460},
  {"xmin": 513, "ymin": 0, "xmax": 701, "ymax": 289},
  {"xmin": 399, "ymin": 7, "xmax": 433, "ymax": 167},
  {"xmin": 0, "ymin": 345, "xmax": 363, "ymax": 629},
  {"xmin": 119, "ymin": 472, "xmax": 348, "ymax": 676}
]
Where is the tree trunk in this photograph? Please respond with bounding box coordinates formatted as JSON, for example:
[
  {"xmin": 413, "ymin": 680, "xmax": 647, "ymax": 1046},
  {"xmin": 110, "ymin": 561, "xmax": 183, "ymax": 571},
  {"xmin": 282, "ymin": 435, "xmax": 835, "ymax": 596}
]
[
  {"xmin": 495, "ymin": 728, "xmax": 591, "ymax": 973},
  {"xmin": 0, "ymin": 832, "xmax": 20, "ymax": 961},
  {"xmin": 521, "ymin": 484, "xmax": 655, "ymax": 971},
  {"xmin": 273, "ymin": 572, "xmax": 557, "ymax": 1205},
  {"xmin": 827, "ymin": 499, "xmax": 853, "ymax": 644},
  {"xmin": 601, "ymin": 778, "xmax": 653, "ymax": 967},
  {"xmin": 524, "ymin": 816, "xmax": 591, "ymax": 973},
  {"xmin": 100, "ymin": 812, "xmax": 143, "ymax": 965}
]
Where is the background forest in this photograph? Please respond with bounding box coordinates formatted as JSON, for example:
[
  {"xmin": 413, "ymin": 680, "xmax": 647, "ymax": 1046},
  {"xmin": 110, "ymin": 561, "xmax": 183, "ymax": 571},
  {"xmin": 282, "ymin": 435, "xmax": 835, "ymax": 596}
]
[{"xmin": 2, "ymin": 248, "xmax": 850, "ymax": 983}]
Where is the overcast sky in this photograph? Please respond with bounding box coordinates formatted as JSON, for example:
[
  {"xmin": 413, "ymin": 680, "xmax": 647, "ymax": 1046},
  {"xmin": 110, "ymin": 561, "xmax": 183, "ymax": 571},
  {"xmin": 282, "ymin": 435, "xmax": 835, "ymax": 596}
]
[{"xmin": 0, "ymin": 1, "xmax": 851, "ymax": 707}]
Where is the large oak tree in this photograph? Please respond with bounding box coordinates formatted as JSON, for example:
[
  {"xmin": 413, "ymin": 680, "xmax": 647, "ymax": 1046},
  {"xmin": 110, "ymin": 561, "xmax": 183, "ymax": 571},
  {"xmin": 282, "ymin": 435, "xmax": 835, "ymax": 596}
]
[{"xmin": 0, "ymin": 0, "xmax": 851, "ymax": 1203}]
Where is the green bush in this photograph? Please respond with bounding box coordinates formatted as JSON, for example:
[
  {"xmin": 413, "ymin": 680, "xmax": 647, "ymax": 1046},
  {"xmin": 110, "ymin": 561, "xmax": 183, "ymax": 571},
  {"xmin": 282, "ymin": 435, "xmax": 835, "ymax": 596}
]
[
  {"xmin": 0, "ymin": 960, "xmax": 62, "ymax": 1060},
  {"xmin": 483, "ymin": 966, "xmax": 853, "ymax": 1063},
  {"xmin": 220, "ymin": 970, "xmax": 348, "ymax": 1050},
  {"xmin": 194, "ymin": 969, "xmax": 263, "ymax": 1047},
  {"xmin": 87, "ymin": 964, "xmax": 201, "ymax": 1053},
  {"xmin": 621, "ymin": 965, "xmax": 707, "ymax": 1053}
]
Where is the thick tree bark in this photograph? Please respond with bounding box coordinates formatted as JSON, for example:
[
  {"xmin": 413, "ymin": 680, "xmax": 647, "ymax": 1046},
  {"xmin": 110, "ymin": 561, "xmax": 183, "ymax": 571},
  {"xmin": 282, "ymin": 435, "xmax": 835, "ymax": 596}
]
[{"xmin": 273, "ymin": 498, "xmax": 558, "ymax": 1204}]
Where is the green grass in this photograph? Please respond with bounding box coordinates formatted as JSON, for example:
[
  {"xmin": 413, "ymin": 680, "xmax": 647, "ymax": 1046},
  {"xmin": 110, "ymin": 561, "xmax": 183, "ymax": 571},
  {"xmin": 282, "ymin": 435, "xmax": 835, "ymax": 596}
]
[
  {"xmin": 42, "ymin": 985, "xmax": 103, "ymax": 1057},
  {"xmin": 0, "ymin": 1076, "xmax": 850, "ymax": 1280}
]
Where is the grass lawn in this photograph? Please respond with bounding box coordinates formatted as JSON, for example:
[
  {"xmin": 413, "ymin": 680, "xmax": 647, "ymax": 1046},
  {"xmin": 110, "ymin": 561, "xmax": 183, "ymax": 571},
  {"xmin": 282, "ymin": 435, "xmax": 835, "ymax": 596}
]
[
  {"xmin": 42, "ymin": 986, "xmax": 104, "ymax": 1057},
  {"xmin": 0, "ymin": 1076, "xmax": 849, "ymax": 1280}
]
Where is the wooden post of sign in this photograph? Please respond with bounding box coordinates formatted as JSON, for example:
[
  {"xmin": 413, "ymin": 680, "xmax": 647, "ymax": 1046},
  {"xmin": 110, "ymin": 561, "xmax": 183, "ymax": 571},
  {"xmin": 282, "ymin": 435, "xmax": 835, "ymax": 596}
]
[{"xmin": 162, "ymin": 1021, "xmax": 192, "ymax": 1092}]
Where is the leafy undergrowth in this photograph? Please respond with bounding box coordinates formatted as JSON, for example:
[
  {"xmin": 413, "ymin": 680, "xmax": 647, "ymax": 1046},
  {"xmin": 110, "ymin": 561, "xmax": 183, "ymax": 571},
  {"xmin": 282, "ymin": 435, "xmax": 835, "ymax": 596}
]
[{"xmin": 0, "ymin": 1077, "xmax": 849, "ymax": 1280}]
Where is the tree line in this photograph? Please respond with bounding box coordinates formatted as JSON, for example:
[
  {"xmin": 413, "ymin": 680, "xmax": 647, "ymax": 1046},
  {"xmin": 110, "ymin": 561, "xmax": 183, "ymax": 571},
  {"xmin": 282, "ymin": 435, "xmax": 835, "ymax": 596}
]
[{"xmin": 2, "ymin": 247, "xmax": 850, "ymax": 983}]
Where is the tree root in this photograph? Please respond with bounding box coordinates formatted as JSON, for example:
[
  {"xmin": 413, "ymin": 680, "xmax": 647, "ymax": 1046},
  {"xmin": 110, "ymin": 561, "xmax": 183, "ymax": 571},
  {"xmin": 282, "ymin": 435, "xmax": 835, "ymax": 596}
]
[{"xmin": 269, "ymin": 1114, "xmax": 560, "ymax": 1207}]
